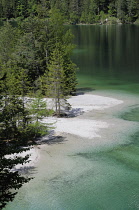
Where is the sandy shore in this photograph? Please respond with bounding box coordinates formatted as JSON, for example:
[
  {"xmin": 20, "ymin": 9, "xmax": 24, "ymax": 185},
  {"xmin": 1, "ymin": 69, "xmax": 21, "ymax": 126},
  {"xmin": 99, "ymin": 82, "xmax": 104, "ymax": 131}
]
[
  {"xmin": 47, "ymin": 94, "xmax": 123, "ymax": 138},
  {"xmin": 5, "ymin": 91, "xmax": 139, "ymax": 210},
  {"xmin": 7, "ymin": 93, "xmax": 124, "ymax": 171},
  {"xmin": 5, "ymin": 146, "xmax": 39, "ymax": 171},
  {"xmin": 18, "ymin": 93, "xmax": 123, "ymax": 168}
]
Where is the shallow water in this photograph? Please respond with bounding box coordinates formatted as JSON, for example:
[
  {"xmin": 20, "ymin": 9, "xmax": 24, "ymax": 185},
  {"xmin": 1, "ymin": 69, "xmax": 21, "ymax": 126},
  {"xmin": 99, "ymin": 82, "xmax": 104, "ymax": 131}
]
[
  {"xmin": 5, "ymin": 92, "xmax": 139, "ymax": 210},
  {"xmin": 5, "ymin": 25, "xmax": 139, "ymax": 210},
  {"xmin": 121, "ymin": 106, "xmax": 139, "ymax": 122}
]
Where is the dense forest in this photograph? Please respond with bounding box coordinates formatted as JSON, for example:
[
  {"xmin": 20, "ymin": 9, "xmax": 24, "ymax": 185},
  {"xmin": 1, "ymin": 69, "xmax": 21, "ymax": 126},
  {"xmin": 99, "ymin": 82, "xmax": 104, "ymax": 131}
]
[{"xmin": 0, "ymin": 0, "xmax": 139, "ymax": 24}]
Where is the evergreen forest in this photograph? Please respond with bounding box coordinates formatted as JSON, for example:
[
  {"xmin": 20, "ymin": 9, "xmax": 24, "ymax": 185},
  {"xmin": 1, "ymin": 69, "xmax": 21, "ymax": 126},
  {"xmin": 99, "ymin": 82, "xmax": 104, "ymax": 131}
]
[{"xmin": 0, "ymin": 0, "xmax": 139, "ymax": 24}]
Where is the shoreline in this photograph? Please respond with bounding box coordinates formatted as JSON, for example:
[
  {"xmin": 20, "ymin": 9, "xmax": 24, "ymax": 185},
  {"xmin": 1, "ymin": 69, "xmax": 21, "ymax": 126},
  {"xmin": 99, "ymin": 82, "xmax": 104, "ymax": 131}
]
[
  {"xmin": 12, "ymin": 91, "xmax": 139, "ymax": 171},
  {"xmin": 16, "ymin": 92, "xmax": 124, "ymax": 170},
  {"xmin": 34, "ymin": 91, "xmax": 139, "ymax": 181},
  {"xmin": 5, "ymin": 90, "xmax": 139, "ymax": 210},
  {"xmin": 43, "ymin": 93, "xmax": 123, "ymax": 139}
]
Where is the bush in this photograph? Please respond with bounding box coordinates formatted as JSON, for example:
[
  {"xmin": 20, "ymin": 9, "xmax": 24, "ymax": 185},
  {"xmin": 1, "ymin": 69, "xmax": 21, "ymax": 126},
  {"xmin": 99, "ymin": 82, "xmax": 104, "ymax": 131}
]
[
  {"xmin": 134, "ymin": 19, "xmax": 139, "ymax": 24},
  {"xmin": 107, "ymin": 17, "xmax": 119, "ymax": 24}
]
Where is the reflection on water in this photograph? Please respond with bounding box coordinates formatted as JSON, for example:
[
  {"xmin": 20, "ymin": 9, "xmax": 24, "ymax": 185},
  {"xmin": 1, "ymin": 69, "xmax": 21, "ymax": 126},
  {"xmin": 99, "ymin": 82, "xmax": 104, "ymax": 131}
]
[{"xmin": 71, "ymin": 25, "xmax": 139, "ymax": 93}]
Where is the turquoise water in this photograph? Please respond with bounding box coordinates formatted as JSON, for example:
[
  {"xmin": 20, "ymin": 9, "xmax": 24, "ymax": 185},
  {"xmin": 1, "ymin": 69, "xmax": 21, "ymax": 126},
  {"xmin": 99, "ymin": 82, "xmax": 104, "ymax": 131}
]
[
  {"xmin": 121, "ymin": 106, "xmax": 139, "ymax": 122},
  {"xmin": 5, "ymin": 25, "xmax": 139, "ymax": 210}
]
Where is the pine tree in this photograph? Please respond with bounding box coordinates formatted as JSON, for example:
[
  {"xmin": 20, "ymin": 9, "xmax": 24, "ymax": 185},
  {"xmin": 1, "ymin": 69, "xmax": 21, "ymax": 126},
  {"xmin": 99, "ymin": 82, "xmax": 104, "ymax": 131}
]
[
  {"xmin": 126, "ymin": 0, "xmax": 137, "ymax": 22},
  {"xmin": 0, "ymin": 88, "xmax": 31, "ymax": 209},
  {"xmin": 29, "ymin": 91, "xmax": 52, "ymax": 138},
  {"xmin": 0, "ymin": 22, "xmax": 19, "ymax": 65},
  {"xmin": 69, "ymin": 0, "xmax": 80, "ymax": 24},
  {"xmin": 46, "ymin": 46, "xmax": 67, "ymax": 117},
  {"xmin": 116, "ymin": 0, "xmax": 127, "ymax": 21}
]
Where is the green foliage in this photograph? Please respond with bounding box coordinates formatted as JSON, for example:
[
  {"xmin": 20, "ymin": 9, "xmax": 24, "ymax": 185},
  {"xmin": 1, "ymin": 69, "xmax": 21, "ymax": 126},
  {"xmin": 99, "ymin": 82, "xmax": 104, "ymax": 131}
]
[
  {"xmin": 45, "ymin": 46, "xmax": 66, "ymax": 116},
  {"xmin": 27, "ymin": 121, "xmax": 47, "ymax": 138},
  {"xmin": 0, "ymin": 96, "xmax": 25, "ymax": 140},
  {"xmin": 108, "ymin": 2, "xmax": 117, "ymax": 17},
  {"xmin": 107, "ymin": 16, "xmax": 119, "ymax": 24},
  {"xmin": 100, "ymin": 11, "xmax": 109, "ymax": 23},
  {"xmin": 0, "ymin": 0, "xmax": 139, "ymax": 24},
  {"xmin": 0, "ymin": 95, "xmax": 31, "ymax": 209},
  {"xmin": 0, "ymin": 154, "xmax": 31, "ymax": 209},
  {"xmin": 30, "ymin": 97, "xmax": 48, "ymax": 120},
  {"xmin": 29, "ymin": 93, "xmax": 53, "ymax": 135},
  {"xmin": 0, "ymin": 91, "xmax": 50, "ymax": 209},
  {"xmin": 69, "ymin": 13, "xmax": 79, "ymax": 24},
  {"xmin": 134, "ymin": 18, "xmax": 139, "ymax": 24},
  {"xmin": 43, "ymin": 9, "xmax": 77, "ymax": 115},
  {"xmin": 0, "ymin": 22, "xmax": 19, "ymax": 64}
]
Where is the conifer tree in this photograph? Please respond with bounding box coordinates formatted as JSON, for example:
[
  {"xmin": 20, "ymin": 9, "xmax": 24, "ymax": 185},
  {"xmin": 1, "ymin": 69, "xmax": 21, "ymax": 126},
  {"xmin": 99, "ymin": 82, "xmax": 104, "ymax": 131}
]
[
  {"xmin": 29, "ymin": 91, "xmax": 52, "ymax": 138},
  {"xmin": 0, "ymin": 80, "xmax": 31, "ymax": 208},
  {"xmin": 46, "ymin": 46, "xmax": 67, "ymax": 117}
]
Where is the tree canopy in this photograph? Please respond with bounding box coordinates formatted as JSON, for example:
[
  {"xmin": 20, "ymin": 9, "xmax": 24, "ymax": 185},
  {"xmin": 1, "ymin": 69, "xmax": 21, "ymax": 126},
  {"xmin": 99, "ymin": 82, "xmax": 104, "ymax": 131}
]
[{"xmin": 0, "ymin": 0, "xmax": 139, "ymax": 24}]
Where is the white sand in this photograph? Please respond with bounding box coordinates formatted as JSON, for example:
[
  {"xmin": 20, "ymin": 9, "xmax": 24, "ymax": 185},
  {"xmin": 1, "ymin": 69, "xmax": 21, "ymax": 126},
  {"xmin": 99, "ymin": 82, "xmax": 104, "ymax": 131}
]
[
  {"xmin": 55, "ymin": 118, "xmax": 108, "ymax": 138},
  {"xmin": 5, "ymin": 146, "xmax": 39, "ymax": 170},
  {"xmin": 42, "ymin": 94, "xmax": 123, "ymax": 138},
  {"xmin": 7, "ymin": 93, "xmax": 123, "ymax": 170},
  {"xmin": 68, "ymin": 94, "xmax": 123, "ymax": 112}
]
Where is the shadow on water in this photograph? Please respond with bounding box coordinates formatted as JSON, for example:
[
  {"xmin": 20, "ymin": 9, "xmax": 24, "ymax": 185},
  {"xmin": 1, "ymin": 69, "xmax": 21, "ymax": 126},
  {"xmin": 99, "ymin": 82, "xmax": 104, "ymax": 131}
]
[
  {"xmin": 120, "ymin": 105, "xmax": 139, "ymax": 122},
  {"xmin": 76, "ymin": 130, "xmax": 139, "ymax": 172},
  {"xmin": 45, "ymin": 136, "xmax": 66, "ymax": 145},
  {"xmin": 37, "ymin": 134, "xmax": 67, "ymax": 146},
  {"xmin": 14, "ymin": 166, "xmax": 37, "ymax": 176},
  {"xmin": 76, "ymin": 87, "xmax": 95, "ymax": 95}
]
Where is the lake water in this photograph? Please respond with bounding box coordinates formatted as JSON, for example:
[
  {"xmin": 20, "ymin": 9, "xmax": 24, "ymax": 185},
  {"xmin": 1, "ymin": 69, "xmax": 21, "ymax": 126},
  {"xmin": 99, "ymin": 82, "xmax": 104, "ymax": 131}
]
[
  {"xmin": 72, "ymin": 24, "xmax": 139, "ymax": 94},
  {"xmin": 5, "ymin": 25, "xmax": 139, "ymax": 210}
]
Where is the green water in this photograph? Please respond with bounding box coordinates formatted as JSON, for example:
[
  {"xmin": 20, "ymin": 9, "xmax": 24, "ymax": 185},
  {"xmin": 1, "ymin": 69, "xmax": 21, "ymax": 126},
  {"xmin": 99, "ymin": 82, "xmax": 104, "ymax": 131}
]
[
  {"xmin": 6, "ymin": 25, "xmax": 139, "ymax": 210},
  {"xmin": 121, "ymin": 106, "xmax": 139, "ymax": 122},
  {"xmin": 72, "ymin": 25, "xmax": 139, "ymax": 94}
]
